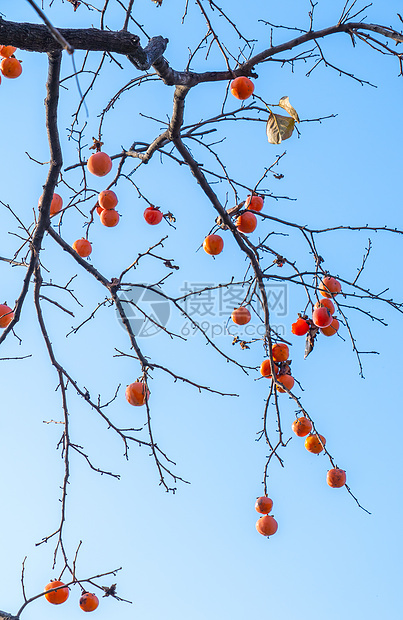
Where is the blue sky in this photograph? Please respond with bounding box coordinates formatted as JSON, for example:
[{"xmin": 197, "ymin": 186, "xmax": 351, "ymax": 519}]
[{"xmin": 0, "ymin": 1, "xmax": 402, "ymax": 618}]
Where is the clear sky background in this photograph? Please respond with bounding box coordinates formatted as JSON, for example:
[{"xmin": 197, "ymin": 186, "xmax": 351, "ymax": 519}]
[{"xmin": 1, "ymin": 1, "xmax": 402, "ymax": 619}]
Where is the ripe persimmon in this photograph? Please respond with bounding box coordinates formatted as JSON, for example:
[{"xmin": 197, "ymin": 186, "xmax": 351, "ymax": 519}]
[
  {"xmin": 44, "ymin": 580, "xmax": 69, "ymax": 605},
  {"xmin": 256, "ymin": 515, "xmax": 278, "ymax": 537},
  {"xmin": 327, "ymin": 468, "xmax": 346, "ymax": 488},
  {"xmin": 96, "ymin": 204, "xmax": 104, "ymax": 215},
  {"xmin": 203, "ymin": 234, "xmax": 223, "ymax": 255},
  {"xmin": 0, "ymin": 57, "xmax": 22, "ymax": 78},
  {"xmin": 98, "ymin": 190, "xmax": 118, "ymax": 210},
  {"xmin": 231, "ymin": 306, "xmax": 251, "ymax": 325},
  {"xmin": 314, "ymin": 298, "xmax": 335, "ymax": 314},
  {"xmin": 230, "ymin": 76, "xmax": 254, "ymax": 100},
  {"xmin": 0, "ymin": 46, "xmax": 17, "ymax": 58},
  {"xmin": 272, "ymin": 343, "xmax": 289, "ymax": 362},
  {"xmin": 39, "ymin": 193, "xmax": 63, "ymax": 216},
  {"xmin": 79, "ymin": 592, "xmax": 99, "ymax": 612},
  {"xmin": 292, "ymin": 416, "xmax": 312, "ymax": 437},
  {"xmin": 312, "ymin": 306, "xmax": 332, "ymax": 328},
  {"xmin": 320, "ymin": 317, "xmax": 339, "ymax": 336},
  {"xmin": 144, "ymin": 206, "xmax": 163, "ymax": 225},
  {"xmin": 305, "ymin": 433, "xmax": 326, "ymax": 454},
  {"xmin": 276, "ymin": 374, "xmax": 294, "ymax": 392},
  {"xmin": 260, "ymin": 359, "xmax": 278, "ymax": 378},
  {"xmin": 0, "ymin": 304, "xmax": 14, "ymax": 328},
  {"xmin": 319, "ymin": 276, "xmax": 341, "ymax": 298},
  {"xmin": 255, "ymin": 496, "xmax": 273, "ymax": 514},
  {"xmin": 245, "ymin": 195, "xmax": 264, "ymax": 212},
  {"xmin": 236, "ymin": 211, "xmax": 257, "ymax": 234},
  {"xmin": 126, "ymin": 382, "xmax": 150, "ymax": 406},
  {"xmin": 87, "ymin": 152, "xmax": 112, "ymax": 177},
  {"xmin": 73, "ymin": 238, "xmax": 92, "ymax": 258},
  {"xmin": 50, "ymin": 193, "xmax": 63, "ymax": 216},
  {"xmin": 100, "ymin": 209, "xmax": 119, "ymax": 227},
  {"xmin": 291, "ymin": 318, "xmax": 309, "ymax": 336}
]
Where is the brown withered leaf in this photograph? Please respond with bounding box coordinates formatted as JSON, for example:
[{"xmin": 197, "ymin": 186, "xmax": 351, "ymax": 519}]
[
  {"xmin": 278, "ymin": 96, "xmax": 300, "ymax": 123},
  {"xmin": 266, "ymin": 113, "xmax": 295, "ymax": 144},
  {"xmin": 304, "ymin": 326, "xmax": 319, "ymax": 359}
]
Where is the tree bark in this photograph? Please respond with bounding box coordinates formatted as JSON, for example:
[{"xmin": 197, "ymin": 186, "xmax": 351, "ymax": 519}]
[
  {"xmin": 0, "ymin": 17, "xmax": 168, "ymax": 69},
  {"xmin": 0, "ymin": 611, "xmax": 19, "ymax": 620}
]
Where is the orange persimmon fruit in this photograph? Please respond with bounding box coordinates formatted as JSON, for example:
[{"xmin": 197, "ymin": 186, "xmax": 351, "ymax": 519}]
[
  {"xmin": 87, "ymin": 152, "xmax": 112, "ymax": 177},
  {"xmin": 259, "ymin": 359, "xmax": 279, "ymax": 378},
  {"xmin": 245, "ymin": 195, "xmax": 264, "ymax": 212},
  {"xmin": 0, "ymin": 45, "xmax": 17, "ymax": 58},
  {"xmin": 305, "ymin": 433, "xmax": 326, "ymax": 454},
  {"xmin": 276, "ymin": 374, "xmax": 294, "ymax": 392},
  {"xmin": 230, "ymin": 76, "xmax": 254, "ymax": 100},
  {"xmin": 50, "ymin": 193, "xmax": 63, "ymax": 216},
  {"xmin": 272, "ymin": 343, "xmax": 289, "ymax": 362},
  {"xmin": 0, "ymin": 57, "xmax": 22, "ymax": 78},
  {"xmin": 231, "ymin": 306, "xmax": 251, "ymax": 325},
  {"xmin": 236, "ymin": 211, "xmax": 257, "ymax": 234},
  {"xmin": 72, "ymin": 238, "xmax": 92, "ymax": 258},
  {"xmin": 44, "ymin": 580, "xmax": 69, "ymax": 605},
  {"xmin": 312, "ymin": 306, "xmax": 332, "ymax": 328},
  {"xmin": 0, "ymin": 304, "xmax": 14, "ymax": 328},
  {"xmin": 319, "ymin": 276, "xmax": 341, "ymax": 298},
  {"xmin": 100, "ymin": 209, "xmax": 119, "ymax": 227},
  {"xmin": 320, "ymin": 317, "xmax": 340, "ymax": 336},
  {"xmin": 256, "ymin": 515, "xmax": 278, "ymax": 537},
  {"xmin": 79, "ymin": 592, "xmax": 99, "ymax": 612},
  {"xmin": 125, "ymin": 382, "xmax": 150, "ymax": 406},
  {"xmin": 144, "ymin": 206, "xmax": 163, "ymax": 225},
  {"xmin": 98, "ymin": 189, "xmax": 118, "ymax": 210},
  {"xmin": 39, "ymin": 193, "xmax": 63, "ymax": 216},
  {"xmin": 292, "ymin": 416, "xmax": 312, "ymax": 437},
  {"xmin": 255, "ymin": 496, "xmax": 273, "ymax": 514},
  {"xmin": 203, "ymin": 234, "xmax": 224, "ymax": 255},
  {"xmin": 327, "ymin": 468, "xmax": 347, "ymax": 488},
  {"xmin": 291, "ymin": 318, "xmax": 309, "ymax": 336},
  {"xmin": 314, "ymin": 298, "xmax": 335, "ymax": 314}
]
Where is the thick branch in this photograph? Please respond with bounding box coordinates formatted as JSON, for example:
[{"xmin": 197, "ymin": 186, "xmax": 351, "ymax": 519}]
[
  {"xmin": 1, "ymin": 17, "xmax": 401, "ymax": 84},
  {"xmin": 0, "ymin": 17, "xmax": 167, "ymax": 69},
  {"xmin": 0, "ymin": 613, "xmax": 19, "ymax": 620}
]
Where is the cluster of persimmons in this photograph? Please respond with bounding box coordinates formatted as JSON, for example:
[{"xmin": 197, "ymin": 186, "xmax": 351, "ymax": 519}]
[
  {"xmin": 0, "ymin": 68, "xmax": 348, "ymax": 542},
  {"xmin": 203, "ymin": 76, "xmax": 262, "ymax": 256},
  {"xmin": 254, "ymin": 275, "xmax": 345, "ymax": 535},
  {"xmin": 35, "ymin": 145, "xmax": 165, "ymax": 259},
  {"xmin": 0, "ymin": 45, "xmax": 22, "ymax": 82},
  {"xmin": 217, "ymin": 172, "xmax": 346, "ymax": 536},
  {"xmin": 44, "ymin": 580, "xmax": 99, "ymax": 612}
]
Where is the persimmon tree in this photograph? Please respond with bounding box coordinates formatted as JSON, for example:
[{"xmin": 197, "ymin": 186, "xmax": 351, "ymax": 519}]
[{"xmin": 1, "ymin": 0, "xmax": 402, "ymax": 617}]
